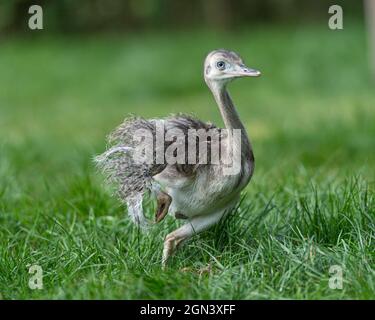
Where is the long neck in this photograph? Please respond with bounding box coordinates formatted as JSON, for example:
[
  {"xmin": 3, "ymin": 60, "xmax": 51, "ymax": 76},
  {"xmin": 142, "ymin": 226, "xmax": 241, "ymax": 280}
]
[
  {"xmin": 209, "ymin": 82, "xmax": 245, "ymax": 131},
  {"xmin": 208, "ymin": 81, "xmax": 253, "ymax": 161}
]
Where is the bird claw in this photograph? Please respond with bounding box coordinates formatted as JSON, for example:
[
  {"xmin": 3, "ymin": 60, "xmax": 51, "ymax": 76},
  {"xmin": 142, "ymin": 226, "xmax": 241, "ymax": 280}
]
[
  {"xmin": 155, "ymin": 192, "xmax": 172, "ymax": 223},
  {"xmin": 162, "ymin": 233, "xmax": 186, "ymax": 268}
]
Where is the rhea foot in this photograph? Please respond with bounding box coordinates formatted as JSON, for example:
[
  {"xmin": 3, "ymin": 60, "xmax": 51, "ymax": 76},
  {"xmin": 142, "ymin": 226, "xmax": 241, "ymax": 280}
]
[{"xmin": 155, "ymin": 191, "xmax": 172, "ymax": 223}]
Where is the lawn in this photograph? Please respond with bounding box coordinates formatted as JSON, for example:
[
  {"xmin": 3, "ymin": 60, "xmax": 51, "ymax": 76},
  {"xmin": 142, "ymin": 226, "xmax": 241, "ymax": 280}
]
[{"xmin": 0, "ymin": 22, "xmax": 374, "ymax": 299}]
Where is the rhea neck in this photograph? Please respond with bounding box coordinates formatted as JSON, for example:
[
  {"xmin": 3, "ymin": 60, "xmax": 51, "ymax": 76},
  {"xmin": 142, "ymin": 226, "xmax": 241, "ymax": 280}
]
[
  {"xmin": 207, "ymin": 79, "xmax": 246, "ymax": 132},
  {"xmin": 206, "ymin": 79, "xmax": 252, "ymax": 159}
]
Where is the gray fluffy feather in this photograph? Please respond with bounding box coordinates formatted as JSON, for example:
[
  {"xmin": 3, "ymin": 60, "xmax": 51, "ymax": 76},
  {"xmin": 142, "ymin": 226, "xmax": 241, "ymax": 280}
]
[{"xmin": 94, "ymin": 114, "xmax": 218, "ymax": 228}]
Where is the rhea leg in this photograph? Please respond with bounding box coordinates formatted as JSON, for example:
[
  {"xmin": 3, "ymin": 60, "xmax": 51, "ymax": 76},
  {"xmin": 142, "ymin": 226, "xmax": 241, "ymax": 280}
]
[
  {"xmin": 155, "ymin": 191, "xmax": 172, "ymax": 223},
  {"xmin": 151, "ymin": 184, "xmax": 172, "ymax": 223},
  {"xmin": 162, "ymin": 210, "xmax": 226, "ymax": 268}
]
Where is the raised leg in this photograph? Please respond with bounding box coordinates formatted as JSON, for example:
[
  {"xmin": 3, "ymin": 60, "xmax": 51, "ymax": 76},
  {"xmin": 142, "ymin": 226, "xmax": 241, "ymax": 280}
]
[
  {"xmin": 162, "ymin": 209, "xmax": 226, "ymax": 268},
  {"xmin": 151, "ymin": 183, "xmax": 172, "ymax": 223},
  {"xmin": 155, "ymin": 191, "xmax": 172, "ymax": 223}
]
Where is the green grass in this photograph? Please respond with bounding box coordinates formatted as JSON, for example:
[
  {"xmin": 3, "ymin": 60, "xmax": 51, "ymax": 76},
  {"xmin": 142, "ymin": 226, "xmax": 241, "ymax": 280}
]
[{"xmin": 0, "ymin": 21, "xmax": 374, "ymax": 299}]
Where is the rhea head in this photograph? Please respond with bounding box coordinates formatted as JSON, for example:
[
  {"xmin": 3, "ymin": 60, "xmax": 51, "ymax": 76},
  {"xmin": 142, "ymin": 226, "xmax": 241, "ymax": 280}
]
[{"xmin": 204, "ymin": 49, "xmax": 261, "ymax": 88}]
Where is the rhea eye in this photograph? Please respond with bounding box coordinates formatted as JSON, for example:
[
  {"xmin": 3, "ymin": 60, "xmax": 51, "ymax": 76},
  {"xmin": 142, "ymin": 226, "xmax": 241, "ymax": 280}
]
[{"xmin": 216, "ymin": 61, "xmax": 226, "ymax": 70}]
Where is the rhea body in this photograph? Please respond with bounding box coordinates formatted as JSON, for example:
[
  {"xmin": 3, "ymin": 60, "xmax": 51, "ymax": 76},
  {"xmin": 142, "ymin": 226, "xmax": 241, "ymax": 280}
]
[{"xmin": 95, "ymin": 49, "xmax": 261, "ymax": 267}]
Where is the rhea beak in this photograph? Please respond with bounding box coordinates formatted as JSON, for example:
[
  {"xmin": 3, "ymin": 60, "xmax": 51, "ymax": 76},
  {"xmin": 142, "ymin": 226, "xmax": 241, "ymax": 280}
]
[{"xmin": 234, "ymin": 65, "xmax": 261, "ymax": 77}]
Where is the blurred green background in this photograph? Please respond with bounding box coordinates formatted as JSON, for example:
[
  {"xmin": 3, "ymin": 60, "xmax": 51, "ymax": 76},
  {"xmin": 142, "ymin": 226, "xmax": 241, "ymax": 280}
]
[
  {"xmin": 0, "ymin": 0, "xmax": 373, "ymax": 179},
  {"xmin": 0, "ymin": 0, "xmax": 366, "ymax": 34},
  {"xmin": 0, "ymin": 0, "xmax": 374, "ymax": 299}
]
